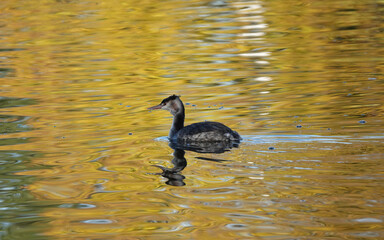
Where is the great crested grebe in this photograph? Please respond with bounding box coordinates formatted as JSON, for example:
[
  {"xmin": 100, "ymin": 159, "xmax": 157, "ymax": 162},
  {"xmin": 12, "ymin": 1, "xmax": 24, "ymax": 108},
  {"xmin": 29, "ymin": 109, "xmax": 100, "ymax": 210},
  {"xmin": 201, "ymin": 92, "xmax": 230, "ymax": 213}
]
[{"xmin": 148, "ymin": 95, "xmax": 241, "ymax": 143}]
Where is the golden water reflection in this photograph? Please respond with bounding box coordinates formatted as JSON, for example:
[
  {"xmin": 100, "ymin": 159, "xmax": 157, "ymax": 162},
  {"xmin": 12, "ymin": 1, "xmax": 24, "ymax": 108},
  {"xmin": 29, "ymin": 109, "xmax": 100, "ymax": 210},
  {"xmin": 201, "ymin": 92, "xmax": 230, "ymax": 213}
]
[{"xmin": 0, "ymin": 0, "xmax": 383, "ymax": 239}]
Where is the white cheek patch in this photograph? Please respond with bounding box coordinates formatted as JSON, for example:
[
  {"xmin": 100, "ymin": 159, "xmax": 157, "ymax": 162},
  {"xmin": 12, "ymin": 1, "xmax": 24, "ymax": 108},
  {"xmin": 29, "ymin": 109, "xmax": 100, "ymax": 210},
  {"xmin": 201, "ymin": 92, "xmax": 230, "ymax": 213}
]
[{"xmin": 162, "ymin": 102, "xmax": 173, "ymax": 112}]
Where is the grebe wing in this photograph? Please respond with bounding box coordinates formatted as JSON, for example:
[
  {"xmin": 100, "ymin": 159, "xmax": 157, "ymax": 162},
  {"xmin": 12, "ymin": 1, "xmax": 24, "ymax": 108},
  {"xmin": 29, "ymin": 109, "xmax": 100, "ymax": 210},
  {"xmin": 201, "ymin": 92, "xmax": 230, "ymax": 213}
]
[{"xmin": 175, "ymin": 121, "xmax": 241, "ymax": 142}]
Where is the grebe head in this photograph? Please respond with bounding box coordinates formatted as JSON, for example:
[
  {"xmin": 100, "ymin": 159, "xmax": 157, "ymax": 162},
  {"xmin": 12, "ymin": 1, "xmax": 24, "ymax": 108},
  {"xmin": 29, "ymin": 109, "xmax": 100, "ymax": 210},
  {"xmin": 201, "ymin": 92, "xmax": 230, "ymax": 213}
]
[{"xmin": 148, "ymin": 95, "xmax": 184, "ymax": 116}]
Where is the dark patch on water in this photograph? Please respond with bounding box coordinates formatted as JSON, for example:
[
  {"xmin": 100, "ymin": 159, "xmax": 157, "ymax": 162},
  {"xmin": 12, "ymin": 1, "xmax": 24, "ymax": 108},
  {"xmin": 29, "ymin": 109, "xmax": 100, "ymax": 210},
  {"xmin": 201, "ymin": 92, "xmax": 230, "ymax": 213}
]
[
  {"xmin": 0, "ymin": 97, "xmax": 37, "ymax": 109},
  {"xmin": 0, "ymin": 150, "xmax": 52, "ymax": 239},
  {"xmin": 0, "ymin": 115, "xmax": 33, "ymax": 134}
]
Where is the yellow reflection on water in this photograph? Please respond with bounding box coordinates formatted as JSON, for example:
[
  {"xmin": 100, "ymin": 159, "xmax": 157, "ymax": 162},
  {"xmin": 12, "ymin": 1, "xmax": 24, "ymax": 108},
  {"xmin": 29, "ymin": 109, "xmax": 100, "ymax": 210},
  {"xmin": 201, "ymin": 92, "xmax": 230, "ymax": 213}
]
[{"xmin": 1, "ymin": 0, "xmax": 384, "ymax": 239}]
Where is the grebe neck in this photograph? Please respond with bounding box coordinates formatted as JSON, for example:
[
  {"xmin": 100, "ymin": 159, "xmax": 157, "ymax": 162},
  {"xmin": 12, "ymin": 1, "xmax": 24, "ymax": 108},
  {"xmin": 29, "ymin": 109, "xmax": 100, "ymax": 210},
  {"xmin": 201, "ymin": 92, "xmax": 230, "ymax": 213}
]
[{"xmin": 169, "ymin": 108, "xmax": 184, "ymax": 138}]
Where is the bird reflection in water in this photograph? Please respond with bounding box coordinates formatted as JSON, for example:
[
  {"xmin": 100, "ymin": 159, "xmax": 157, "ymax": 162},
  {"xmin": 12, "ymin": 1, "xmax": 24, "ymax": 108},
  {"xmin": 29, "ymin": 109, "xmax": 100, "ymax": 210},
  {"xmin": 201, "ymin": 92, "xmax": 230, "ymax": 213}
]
[
  {"xmin": 152, "ymin": 148, "xmax": 187, "ymax": 186},
  {"xmin": 153, "ymin": 140, "xmax": 240, "ymax": 186}
]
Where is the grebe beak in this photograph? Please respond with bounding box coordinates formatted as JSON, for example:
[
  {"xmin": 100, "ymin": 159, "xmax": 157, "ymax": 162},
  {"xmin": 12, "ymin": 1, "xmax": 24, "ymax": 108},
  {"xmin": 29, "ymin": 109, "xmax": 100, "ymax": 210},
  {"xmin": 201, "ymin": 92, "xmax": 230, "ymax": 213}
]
[{"xmin": 148, "ymin": 104, "xmax": 163, "ymax": 110}]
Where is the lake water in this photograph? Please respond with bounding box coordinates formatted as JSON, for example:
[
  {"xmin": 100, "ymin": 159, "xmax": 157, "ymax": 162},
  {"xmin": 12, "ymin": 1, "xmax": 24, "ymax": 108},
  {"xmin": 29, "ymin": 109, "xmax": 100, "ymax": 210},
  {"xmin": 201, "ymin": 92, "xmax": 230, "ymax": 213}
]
[{"xmin": 1, "ymin": 0, "xmax": 383, "ymax": 239}]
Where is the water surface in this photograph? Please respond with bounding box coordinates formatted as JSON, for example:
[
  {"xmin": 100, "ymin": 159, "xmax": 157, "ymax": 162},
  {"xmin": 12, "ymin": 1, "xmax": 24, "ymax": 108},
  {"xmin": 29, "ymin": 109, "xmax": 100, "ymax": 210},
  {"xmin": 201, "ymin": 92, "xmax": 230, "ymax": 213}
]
[{"xmin": 0, "ymin": 0, "xmax": 383, "ymax": 239}]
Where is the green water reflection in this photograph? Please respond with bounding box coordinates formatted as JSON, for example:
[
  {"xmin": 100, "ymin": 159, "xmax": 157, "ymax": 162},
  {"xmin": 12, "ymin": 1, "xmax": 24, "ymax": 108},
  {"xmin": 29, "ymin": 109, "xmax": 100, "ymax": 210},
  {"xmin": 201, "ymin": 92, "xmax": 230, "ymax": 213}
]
[
  {"xmin": 0, "ymin": 150, "xmax": 50, "ymax": 240},
  {"xmin": 0, "ymin": 0, "xmax": 383, "ymax": 239}
]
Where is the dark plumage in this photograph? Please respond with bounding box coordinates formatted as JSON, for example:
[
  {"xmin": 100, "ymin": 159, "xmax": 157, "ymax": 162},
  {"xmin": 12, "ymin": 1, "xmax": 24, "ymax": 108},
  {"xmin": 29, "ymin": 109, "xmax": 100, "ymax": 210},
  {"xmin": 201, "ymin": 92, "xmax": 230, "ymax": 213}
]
[{"xmin": 176, "ymin": 121, "xmax": 240, "ymax": 142}]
